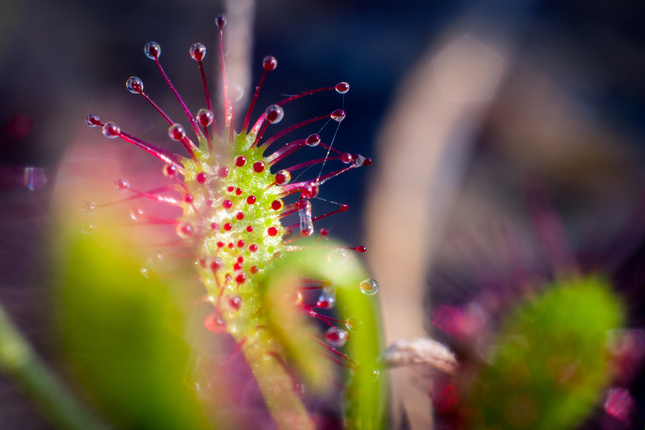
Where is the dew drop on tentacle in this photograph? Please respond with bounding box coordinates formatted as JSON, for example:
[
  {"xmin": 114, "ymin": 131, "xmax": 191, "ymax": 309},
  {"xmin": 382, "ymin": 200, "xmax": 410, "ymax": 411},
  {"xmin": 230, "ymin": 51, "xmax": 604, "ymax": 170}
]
[
  {"xmin": 126, "ymin": 76, "xmax": 144, "ymax": 94},
  {"xmin": 86, "ymin": 114, "xmax": 101, "ymax": 127},
  {"xmin": 265, "ymin": 104, "xmax": 284, "ymax": 124},
  {"xmin": 330, "ymin": 109, "xmax": 346, "ymax": 122},
  {"xmin": 325, "ymin": 326, "xmax": 348, "ymax": 348},
  {"xmin": 316, "ymin": 286, "xmax": 336, "ymax": 309},
  {"xmin": 298, "ymin": 199, "xmax": 314, "ymax": 237},
  {"xmin": 168, "ymin": 123, "xmax": 186, "ymax": 141},
  {"xmin": 196, "ymin": 109, "xmax": 214, "ymax": 127},
  {"xmin": 335, "ymin": 82, "xmax": 350, "ymax": 94},
  {"xmin": 190, "ymin": 43, "xmax": 206, "ymax": 61},
  {"xmin": 102, "ymin": 122, "xmax": 120, "ymax": 138},
  {"xmin": 359, "ymin": 278, "xmax": 379, "ymax": 296},
  {"xmin": 263, "ymin": 55, "xmax": 278, "ymax": 71},
  {"xmin": 215, "ymin": 14, "xmax": 227, "ymax": 30},
  {"xmin": 305, "ymin": 134, "xmax": 321, "ymax": 147},
  {"xmin": 144, "ymin": 41, "xmax": 161, "ymax": 60}
]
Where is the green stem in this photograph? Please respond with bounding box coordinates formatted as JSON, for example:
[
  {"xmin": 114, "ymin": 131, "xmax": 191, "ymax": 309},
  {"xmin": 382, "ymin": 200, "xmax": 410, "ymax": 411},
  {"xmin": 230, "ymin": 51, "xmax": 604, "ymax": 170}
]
[{"xmin": 0, "ymin": 300, "xmax": 108, "ymax": 430}]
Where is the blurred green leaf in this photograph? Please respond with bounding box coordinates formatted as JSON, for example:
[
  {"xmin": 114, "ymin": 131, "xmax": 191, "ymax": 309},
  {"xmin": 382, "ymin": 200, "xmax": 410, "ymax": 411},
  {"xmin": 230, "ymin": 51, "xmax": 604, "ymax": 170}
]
[{"xmin": 55, "ymin": 229, "xmax": 209, "ymax": 430}]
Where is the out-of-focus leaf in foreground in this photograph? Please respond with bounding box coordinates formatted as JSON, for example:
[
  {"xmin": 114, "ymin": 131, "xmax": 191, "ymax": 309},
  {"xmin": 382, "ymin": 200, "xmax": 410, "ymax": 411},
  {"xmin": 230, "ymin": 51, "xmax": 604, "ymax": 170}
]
[{"xmin": 54, "ymin": 227, "xmax": 209, "ymax": 430}]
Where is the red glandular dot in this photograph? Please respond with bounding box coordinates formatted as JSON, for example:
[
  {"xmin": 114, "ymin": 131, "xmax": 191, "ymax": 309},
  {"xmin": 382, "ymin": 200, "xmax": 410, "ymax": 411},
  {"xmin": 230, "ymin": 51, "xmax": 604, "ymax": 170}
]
[
  {"xmin": 222, "ymin": 200, "xmax": 233, "ymax": 209},
  {"xmin": 210, "ymin": 258, "xmax": 222, "ymax": 271},
  {"xmin": 253, "ymin": 161, "xmax": 265, "ymax": 173},
  {"xmin": 237, "ymin": 256, "xmax": 244, "ymax": 263},
  {"xmin": 275, "ymin": 170, "xmax": 291, "ymax": 185},
  {"xmin": 320, "ymin": 228, "xmax": 329, "ymax": 237},
  {"xmin": 229, "ymin": 296, "xmax": 242, "ymax": 311},
  {"xmin": 268, "ymin": 227, "xmax": 278, "ymax": 236},
  {"xmin": 205, "ymin": 313, "xmax": 226, "ymax": 333},
  {"xmin": 228, "ymin": 243, "xmax": 234, "ymax": 249},
  {"xmin": 227, "ymin": 186, "xmax": 235, "ymax": 192},
  {"xmin": 246, "ymin": 226, "xmax": 253, "ymax": 233},
  {"xmin": 217, "ymin": 242, "xmax": 225, "ymax": 248},
  {"xmin": 246, "ymin": 196, "xmax": 256, "ymax": 205},
  {"xmin": 114, "ymin": 178, "xmax": 129, "ymax": 190},
  {"xmin": 235, "ymin": 156, "xmax": 246, "ymax": 167},
  {"xmin": 341, "ymin": 204, "xmax": 349, "ymax": 211},
  {"xmin": 234, "ymin": 262, "xmax": 242, "ymax": 271},
  {"xmin": 218, "ymin": 166, "xmax": 229, "ymax": 178},
  {"xmin": 235, "ymin": 188, "xmax": 243, "ymax": 195},
  {"xmin": 223, "ymin": 223, "xmax": 232, "ymax": 231},
  {"xmin": 355, "ymin": 246, "xmax": 367, "ymax": 253},
  {"xmin": 176, "ymin": 222, "xmax": 194, "ymax": 238},
  {"xmin": 249, "ymin": 244, "xmax": 258, "ymax": 252},
  {"xmin": 184, "ymin": 194, "xmax": 194, "ymax": 203},
  {"xmin": 163, "ymin": 164, "xmax": 177, "ymax": 177},
  {"xmin": 196, "ymin": 172, "xmax": 207, "ymax": 184},
  {"xmin": 211, "ymin": 222, "xmax": 219, "ymax": 230},
  {"xmin": 235, "ymin": 272, "xmax": 246, "ymax": 284},
  {"xmin": 237, "ymin": 240, "xmax": 245, "ymax": 248},
  {"xmin": 302, "ymin": 183, "xmax": 319, "ymax": 199},
  {"xmin": 250, "ymin": 266, "xmax": 259, "ymax": 274},
  {"xmin": 341, "ymin": 153, "xmax": 353, "ymax": 164},
  {"xmin": 263, "ymin": 55, "xmax": 277, "ymax": 71},
  {"xmin": 236, "ymin": 212, "xmax": 245, "ymax": 220},
  {"xmin": 271, "ymin": 200, "xmax": 283, "ymax": 210}
]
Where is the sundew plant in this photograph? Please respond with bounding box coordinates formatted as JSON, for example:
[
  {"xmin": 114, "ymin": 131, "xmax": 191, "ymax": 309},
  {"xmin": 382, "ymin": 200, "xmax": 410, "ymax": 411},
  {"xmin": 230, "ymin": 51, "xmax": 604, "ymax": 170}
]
[{"xmin": 1, "ymin": 13, "xmax": 387, "ymax": 430}]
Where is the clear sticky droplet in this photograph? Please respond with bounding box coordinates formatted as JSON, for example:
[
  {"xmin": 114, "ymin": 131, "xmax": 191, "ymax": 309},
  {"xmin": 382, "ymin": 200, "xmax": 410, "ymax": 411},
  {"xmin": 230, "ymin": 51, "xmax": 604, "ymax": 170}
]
[
  {"xmin": 331, "ymin": 109, "xmax": 346, "ymax": 122},
  {"xmin": 298, "ymin": 199, "xmax": 314, "ymax": 237},
  {"xmin": 102, "ymin": 122, "xmax": 120, "ymax": 138},
  {"xmin": 345, "ymin": 317, "xmax": 361, "ymax": 332},
  {"xmin": 190, "ymin": 43, "xmax": 206, "ymax": 61},
  {"xmin": 215, "ymin": 14, "xmax": 227, "ymax": 30},
  {"xmin": 85, "ymin": 114, "xmax": 101, "ymax": 127},
  {"xmin": 263, "ymin": 56, "xmax": 277, "ymax": 71},
  {"xmin": 353, "ymin": 155, "xmax": 367, "ymax": 167},
  {"xmin": 81, "ymin": 223, "xmax": 95, "ymax": 234},
  {"xmin": 305, "ymin": 134, "xmax": 321, "ymax": 147},
  {"xmin": 196, "ymin": 108, "xmax": 214, "ymax": 127},
  {"xmin": 141, "ymin": 252, "xmax": 164, "ymax": 278},
  {"xmin": 82, "ymin": 201, "xmax": 97, "ymax": 216},
  {"xmin": 130, "ymin": 208, "xmax": 144, "ymax": 221},
  {"xmin": 126, "ymin": 76, "xmax": 144, "ymax": 94},
  {"xmin": 168, "ymin": 123, "xmax": 186, "ymax": 141},
  {"xmin": 265, "ymin": 104, "xmax": 284, "ymax": 124},
  {"xmin": 144, "ymin": 41, "xmax": 161, "ymax": 60},
  {"xmin": 316, "ymin": 286, "xmax": 336, "ymax": 309},
  {"xmin": 325, "ymin": 326, "xmax": 348, "ymax": 348},
  {"xmin": 328, "ymin": 248, "xmax": 349, "ymax": 265},
  {"xmin": 359, "ymin": 278, "xmax": 379, "ymax": 295},
  {"xmin": 235, "ymin": 85, "xmax": 244, "ymax": 102},
  {"xmin": 335, "ymin": 82, "xmax": 350, "ymax": 94},
  {"xmin": 23, "ymin": 167, "xmax": 47, "ymax": 191}
]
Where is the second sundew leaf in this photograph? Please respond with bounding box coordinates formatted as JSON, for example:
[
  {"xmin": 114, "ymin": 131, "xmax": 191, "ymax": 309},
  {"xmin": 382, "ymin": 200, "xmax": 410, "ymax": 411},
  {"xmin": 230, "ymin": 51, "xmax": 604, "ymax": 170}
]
[{"xmin": 469, "ymin": 276, "xmax": 625, "ymax": 429}]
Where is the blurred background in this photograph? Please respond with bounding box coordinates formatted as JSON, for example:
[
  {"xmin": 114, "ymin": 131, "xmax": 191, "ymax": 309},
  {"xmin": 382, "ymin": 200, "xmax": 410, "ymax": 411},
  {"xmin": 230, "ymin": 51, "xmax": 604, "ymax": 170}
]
[{"xmin": 1, "ymin": 0, "xmax": 645, "ymax": 428}]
